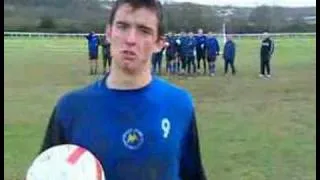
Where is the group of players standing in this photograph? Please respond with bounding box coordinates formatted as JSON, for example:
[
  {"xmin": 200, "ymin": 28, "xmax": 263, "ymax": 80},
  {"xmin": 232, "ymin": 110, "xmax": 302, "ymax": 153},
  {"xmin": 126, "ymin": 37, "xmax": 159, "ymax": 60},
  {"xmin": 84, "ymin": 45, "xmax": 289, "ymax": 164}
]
[
  {"xmin": 152, "ymin": 28, "xmax": 236, "ymax": 76},
  {"xmin": 86, "ymin": 28, "xmax": 274, "ymax": 78}
]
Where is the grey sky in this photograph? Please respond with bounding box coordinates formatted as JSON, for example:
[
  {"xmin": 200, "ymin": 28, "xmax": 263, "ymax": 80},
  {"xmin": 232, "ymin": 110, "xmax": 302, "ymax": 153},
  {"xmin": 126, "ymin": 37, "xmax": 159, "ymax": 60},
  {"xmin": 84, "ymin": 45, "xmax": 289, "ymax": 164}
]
[{"xmin": 172, "ymin": 0, "xmax": 316, "ymax": 7}]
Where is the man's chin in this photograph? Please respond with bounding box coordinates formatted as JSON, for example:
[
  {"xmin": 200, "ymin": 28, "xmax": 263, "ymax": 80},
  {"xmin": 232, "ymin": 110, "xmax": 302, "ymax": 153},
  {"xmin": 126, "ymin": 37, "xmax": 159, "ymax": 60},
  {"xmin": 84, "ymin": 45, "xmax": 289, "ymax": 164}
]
[{"xmin": 121, "ymin": 64, "xmax": 139, "ymax": 74}]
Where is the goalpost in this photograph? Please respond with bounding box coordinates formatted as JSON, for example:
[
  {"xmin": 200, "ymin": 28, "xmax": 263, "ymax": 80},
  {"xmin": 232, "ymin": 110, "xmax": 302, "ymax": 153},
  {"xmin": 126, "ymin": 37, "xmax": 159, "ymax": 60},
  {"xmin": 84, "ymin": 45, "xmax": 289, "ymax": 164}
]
[{"xmin": 222, "ymin": 22, "xmax": 227, "ymax": 45}]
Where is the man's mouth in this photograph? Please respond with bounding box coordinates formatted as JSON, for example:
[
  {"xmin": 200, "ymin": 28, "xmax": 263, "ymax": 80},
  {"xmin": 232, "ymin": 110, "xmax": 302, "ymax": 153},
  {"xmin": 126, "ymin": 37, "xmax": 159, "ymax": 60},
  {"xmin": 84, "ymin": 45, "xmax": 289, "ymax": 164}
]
[{"xmin": 121, "ymin": 50, "xmax": 137, "ymax": 60}]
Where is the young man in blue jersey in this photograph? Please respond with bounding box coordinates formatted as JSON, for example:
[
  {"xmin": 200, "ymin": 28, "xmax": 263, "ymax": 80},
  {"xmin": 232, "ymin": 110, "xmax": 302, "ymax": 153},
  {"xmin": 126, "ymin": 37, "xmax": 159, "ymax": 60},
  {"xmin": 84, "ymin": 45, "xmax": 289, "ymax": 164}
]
[
  {"xmin": 223, "ymin": 35, "xmax": 236, "ymax": 75},
  {"xmin": 195, "ymin": 28, "xmax": 207, "ymax": 75},
  {"xmin": 205, "ymin": 31, "xmax": 220, "ymax": 76},
  {"xmin": 39, "ymin": 0, "xmax": 207, "ymax": 179},
  {"xmin": 86, "ymin": 31, "xmax": 100, "ymax": 75}
]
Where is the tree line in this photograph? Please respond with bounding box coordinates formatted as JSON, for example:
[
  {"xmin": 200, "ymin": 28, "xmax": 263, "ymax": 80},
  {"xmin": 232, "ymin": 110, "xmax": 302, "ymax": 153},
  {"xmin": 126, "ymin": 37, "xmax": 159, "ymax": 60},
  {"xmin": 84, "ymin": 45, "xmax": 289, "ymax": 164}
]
[{"xmin": 4, "ymin": 0, "xmax": 316, "ymax": 33}]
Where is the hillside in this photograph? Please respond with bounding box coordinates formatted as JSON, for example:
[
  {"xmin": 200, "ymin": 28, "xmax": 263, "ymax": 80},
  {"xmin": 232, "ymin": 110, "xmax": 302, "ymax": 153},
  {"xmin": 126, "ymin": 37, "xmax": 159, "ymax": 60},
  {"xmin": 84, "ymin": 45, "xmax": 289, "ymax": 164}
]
[{"xmin": 4, "ymin": 1, "xmax": 316, "ymax": 33}]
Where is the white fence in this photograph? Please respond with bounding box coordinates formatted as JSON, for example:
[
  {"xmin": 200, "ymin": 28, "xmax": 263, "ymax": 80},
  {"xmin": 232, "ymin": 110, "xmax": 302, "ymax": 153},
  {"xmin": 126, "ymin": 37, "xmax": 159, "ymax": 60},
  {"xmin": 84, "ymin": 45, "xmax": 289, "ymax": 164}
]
[{"xmin": 4, "ymin": 31, "xmax": 316, "ymax": 39}]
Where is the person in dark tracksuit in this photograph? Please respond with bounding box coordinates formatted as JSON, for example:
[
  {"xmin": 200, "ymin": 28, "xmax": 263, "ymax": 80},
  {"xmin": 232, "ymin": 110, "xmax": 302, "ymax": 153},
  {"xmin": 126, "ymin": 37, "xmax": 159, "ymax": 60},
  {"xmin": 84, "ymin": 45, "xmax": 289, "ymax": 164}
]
[
  {"xmin": 165, "ymin": 32, "xmax": 178, "ymax": 75},
  {"xmin": 175, "ymin": 33, "xmax": 183, "ymax": 74},
  {"xmin": 260, "ymin": 32, "xmax": 274, "ymax": 78},
  {"xmin": 185, "ymin": 31, "xmax": 197, "ymax": 75},
  {"xmin": 164, "ymin": 34, "xmax": 170, "ymax": 73},
  {"xmin": 205, "ymin": 32, "xmax": 220, "ymax": 76},
  {"xmin": 177, "ymin": 31, "xmax": 189, "ymax": 75},
  {"xmin": 101, "ymin": 35, "xmax": 112, "ymax": 74},
  {"xmin": 152, "ymin": 47, "xmax": 165, "ymax": 75},
  {"xmin": 195, "ymin": 28, "xmax": 207, "ymax": 74},
  {"xmin": 223, "ymin": 35, "xmax": 236, "ymax": 75}
]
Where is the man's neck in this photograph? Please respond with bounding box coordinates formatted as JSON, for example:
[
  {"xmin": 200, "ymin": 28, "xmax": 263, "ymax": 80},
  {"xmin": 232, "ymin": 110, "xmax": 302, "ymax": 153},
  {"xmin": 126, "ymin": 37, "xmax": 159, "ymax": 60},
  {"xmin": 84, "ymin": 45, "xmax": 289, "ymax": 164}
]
[{"xmin": 106, "ymin": 66, "xmax": 152, "ymax": 90}]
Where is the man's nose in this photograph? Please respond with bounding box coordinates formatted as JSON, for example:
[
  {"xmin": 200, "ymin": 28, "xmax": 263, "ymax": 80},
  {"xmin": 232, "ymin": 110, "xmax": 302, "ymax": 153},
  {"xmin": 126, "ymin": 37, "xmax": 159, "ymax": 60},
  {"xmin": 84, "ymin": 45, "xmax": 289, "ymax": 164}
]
[{"xmin": 125, "ymin": 29, "xmax": 137, "ymax": 46}]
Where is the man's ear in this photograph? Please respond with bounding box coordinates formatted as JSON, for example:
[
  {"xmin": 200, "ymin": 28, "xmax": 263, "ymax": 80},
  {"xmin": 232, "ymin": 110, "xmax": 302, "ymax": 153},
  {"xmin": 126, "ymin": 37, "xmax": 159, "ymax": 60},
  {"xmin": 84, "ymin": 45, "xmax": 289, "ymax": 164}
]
[{"xmin": 154, "ymin": 36, "xmax": 165, "ymax": 52}]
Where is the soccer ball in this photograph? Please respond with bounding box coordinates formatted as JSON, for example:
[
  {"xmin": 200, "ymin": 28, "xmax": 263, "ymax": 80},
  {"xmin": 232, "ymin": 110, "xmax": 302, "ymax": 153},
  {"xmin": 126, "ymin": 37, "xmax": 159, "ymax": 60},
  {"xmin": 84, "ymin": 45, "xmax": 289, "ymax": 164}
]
[
  {"xmin": 25, "ymin": 144, "xmax": 106, "ymax": 180},
  {"xmin": 164, "ymin": 42, "xmax": 170, "ymax": 47}
]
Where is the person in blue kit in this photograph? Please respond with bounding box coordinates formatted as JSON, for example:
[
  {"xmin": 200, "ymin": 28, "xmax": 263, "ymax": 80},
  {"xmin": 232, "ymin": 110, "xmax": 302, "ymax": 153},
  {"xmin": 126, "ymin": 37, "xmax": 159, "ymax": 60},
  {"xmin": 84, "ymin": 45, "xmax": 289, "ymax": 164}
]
[
  {"xmin": 39, "ymin": 0, "xmax": 207, "ymax": 179},
  {"xmin": 195, "ymin": 28, "xmax": 207, "ymax": 74},
  {"xmin": 205, "ymin": 31, "xmax": 220, "ymax": 76},
  {"xmin": 223, "ymin": 35, "xmax": 236, "ymax": 75},
  {"xmin": 86, "ymin": 31, "xmax": 100, "ymax": 75}
]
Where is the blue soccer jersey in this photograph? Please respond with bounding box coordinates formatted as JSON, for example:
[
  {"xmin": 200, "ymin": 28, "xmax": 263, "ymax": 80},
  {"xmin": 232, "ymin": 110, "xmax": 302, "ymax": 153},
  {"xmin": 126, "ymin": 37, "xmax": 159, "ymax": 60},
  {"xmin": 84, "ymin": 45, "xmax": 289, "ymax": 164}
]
[
  {"xmin": 195, "ymin": 34, "xmax": 207, "ymax": 51},
  {"xmin": 206, "ymin": 36, "xmax": 220, "ymax": 57},
  {"xmin": 40, "ymin": 75, "xmax": 207, "ymax": 180},
  {"xmin": 86, "ymin": 33, "xmax": 100, "ymax": 53}
]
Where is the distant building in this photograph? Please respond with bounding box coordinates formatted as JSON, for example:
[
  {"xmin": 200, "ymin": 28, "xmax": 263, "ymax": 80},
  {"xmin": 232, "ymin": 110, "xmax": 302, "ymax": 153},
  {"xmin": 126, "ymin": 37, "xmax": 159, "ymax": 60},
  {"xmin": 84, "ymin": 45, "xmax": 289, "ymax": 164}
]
[
  {"xmin": 303, "ymin": 16, "xmax": 316, "ymax": 24},
  {"xmin": 285, "ymin": 17, "xmax": 294, "ymax": 22},
  {"xmin": 285, "ymin": 16, "xmax": 316, "ymax": 25}
]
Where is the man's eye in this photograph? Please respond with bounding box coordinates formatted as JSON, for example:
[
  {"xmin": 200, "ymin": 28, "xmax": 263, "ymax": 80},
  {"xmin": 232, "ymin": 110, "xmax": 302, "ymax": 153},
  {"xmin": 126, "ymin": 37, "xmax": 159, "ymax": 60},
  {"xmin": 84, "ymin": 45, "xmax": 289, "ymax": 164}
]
[
  {"xmin": 139, "ymin": 28, "xmax": 151, "ymax": 34},
  {"xmin": 117, "ymin": 24, "xmax": 128, "ymax": 30}
]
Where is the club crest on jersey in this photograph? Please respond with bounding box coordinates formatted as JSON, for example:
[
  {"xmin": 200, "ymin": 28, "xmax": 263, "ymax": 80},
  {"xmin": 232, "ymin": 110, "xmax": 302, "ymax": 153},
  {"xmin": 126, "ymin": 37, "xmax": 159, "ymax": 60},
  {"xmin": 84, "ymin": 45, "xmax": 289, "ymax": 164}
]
[{"xmin": 122, "ymin": 128, "xmax": 144, "ymax": 150}]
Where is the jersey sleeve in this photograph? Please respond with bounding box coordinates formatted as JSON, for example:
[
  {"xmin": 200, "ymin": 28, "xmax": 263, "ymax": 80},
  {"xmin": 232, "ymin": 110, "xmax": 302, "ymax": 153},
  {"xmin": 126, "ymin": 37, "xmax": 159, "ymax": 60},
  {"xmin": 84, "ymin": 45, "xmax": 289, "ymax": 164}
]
[
  {"xmin": 269, "ymin": 39, "xmax": 275, "ymax": 55},
  {"xmin": 179, "ymin": 109, "xmax": 207, "ymax": 180},
  {"xmin": 39, "ymin": 106, "xmax": 67, "ymax": 154}
]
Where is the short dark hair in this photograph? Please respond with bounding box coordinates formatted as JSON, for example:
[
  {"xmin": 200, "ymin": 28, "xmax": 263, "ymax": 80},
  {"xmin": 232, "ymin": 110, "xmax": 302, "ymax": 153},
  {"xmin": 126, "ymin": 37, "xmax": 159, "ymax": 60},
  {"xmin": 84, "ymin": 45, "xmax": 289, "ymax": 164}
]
[{"xmin": 108, "ymin": 0, "xmax": 164, "ymax": 39}]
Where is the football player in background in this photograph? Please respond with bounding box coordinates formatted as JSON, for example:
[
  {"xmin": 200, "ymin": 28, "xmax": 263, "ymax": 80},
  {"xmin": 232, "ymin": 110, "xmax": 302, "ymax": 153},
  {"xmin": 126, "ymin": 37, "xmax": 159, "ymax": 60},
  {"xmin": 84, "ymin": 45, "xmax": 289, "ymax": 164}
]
[
  {"xmin": 205, "ymin": 31, "xmax": 220, "ymax": 76},
  {"xmin": 223, "ymin": 35, "xmax": 236, "ymax": 75},
  {"xmin": 195, "ymin": 28, "xmax": 207, "ymax": 75},
  {"xmin": 151, "ymin": 46, "xmax": 165, "ymax": 75},
  {"xmin": 185, "ymin": 31, "xmax": 197, "ymax": 75},
  {"xmin": 165, "ymin": 32, "xmax": 178, "ymax": 75},
  {"xmin": 260, "ymin": 32, "xmax": 275, "ymax": 78},
  {"xmin": 86, "ymin": 31, "xmax": 100, "ymax": 75},
  {"xmin": 101, "ymin": 35, "xmax": 112, "ymax": 74},
  {"xmin": 177, "ymin": 30, "xmax": 189, "ymax": 75}
]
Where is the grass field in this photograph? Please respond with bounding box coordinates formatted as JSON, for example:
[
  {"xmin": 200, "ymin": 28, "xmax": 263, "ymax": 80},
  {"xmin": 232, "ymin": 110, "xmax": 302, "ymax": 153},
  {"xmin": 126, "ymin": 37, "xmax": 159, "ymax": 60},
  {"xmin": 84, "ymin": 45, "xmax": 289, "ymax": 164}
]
[{"xmin": 4, "ymin": 36, "xmax": 316, "ymax": 180}]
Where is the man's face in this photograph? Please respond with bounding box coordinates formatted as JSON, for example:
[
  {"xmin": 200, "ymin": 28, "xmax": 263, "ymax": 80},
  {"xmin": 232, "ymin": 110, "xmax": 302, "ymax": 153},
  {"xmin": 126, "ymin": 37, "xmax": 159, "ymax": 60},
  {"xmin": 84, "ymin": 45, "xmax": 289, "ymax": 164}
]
[
  {"xmin": 262, "ymin": 32, "xmax": 269, "ymax": 39},
  {"xmin": 107, "ymin": 4, "xmax": 163, "ymax": 74}
]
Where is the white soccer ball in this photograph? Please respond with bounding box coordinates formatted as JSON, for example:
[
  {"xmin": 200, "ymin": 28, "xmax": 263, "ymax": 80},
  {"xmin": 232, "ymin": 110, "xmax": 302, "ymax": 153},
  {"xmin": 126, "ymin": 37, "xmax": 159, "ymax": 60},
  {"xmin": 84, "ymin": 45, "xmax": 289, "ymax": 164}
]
[
  {"xmin": 25, "ymin": 144, "xmax": 106, "ymax": 180},
  {"xmin": 164, "ymin": 42, "xmax": 170, "ymax": 47}
]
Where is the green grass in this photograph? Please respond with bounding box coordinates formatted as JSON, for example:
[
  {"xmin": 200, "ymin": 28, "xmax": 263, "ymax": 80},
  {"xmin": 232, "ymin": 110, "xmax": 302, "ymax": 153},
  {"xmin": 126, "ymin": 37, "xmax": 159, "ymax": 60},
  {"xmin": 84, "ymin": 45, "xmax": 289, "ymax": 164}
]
[{"xmin": 4, "ymin": 37, "xmax": 316, "ymax": 180}]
